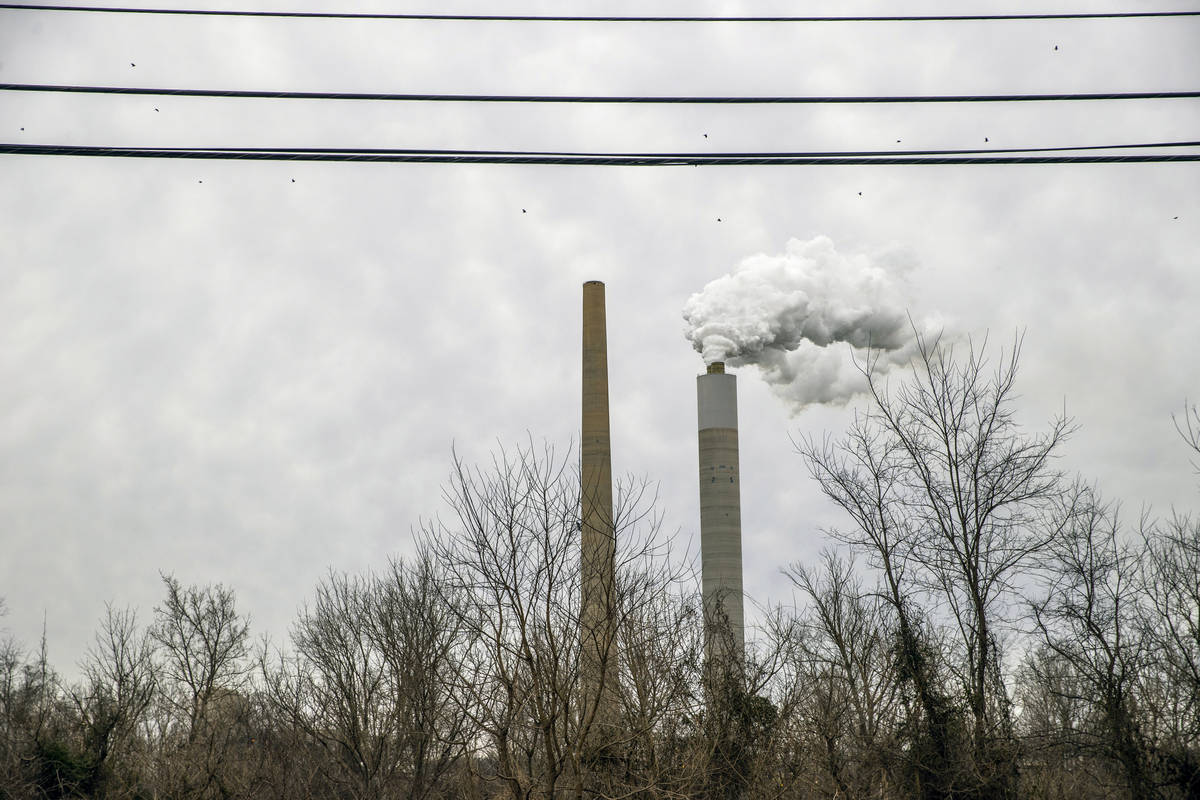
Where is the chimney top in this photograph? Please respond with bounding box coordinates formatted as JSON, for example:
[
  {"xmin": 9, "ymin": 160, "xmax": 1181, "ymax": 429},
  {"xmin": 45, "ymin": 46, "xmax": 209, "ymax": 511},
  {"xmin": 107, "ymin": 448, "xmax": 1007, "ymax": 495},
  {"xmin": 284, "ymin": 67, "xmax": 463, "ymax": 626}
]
[{"xmin": 707, "ymin": 361, "xmax": 725, "ymax": 374}]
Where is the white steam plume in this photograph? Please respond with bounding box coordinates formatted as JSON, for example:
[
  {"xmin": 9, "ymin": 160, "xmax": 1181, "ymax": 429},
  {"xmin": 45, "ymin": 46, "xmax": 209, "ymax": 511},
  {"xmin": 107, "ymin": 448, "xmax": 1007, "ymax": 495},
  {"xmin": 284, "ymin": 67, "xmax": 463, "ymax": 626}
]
[{"xmin": 683, "ymin": 235, "xmax": 944, "ymax": 411}]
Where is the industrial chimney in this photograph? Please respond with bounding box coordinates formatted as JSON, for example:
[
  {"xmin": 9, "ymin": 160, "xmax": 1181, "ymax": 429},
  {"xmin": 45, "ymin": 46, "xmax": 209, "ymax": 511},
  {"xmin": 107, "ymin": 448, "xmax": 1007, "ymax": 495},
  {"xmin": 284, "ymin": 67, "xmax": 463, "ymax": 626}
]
[
  {"xmin": 697, "ymin": 361, "xmax": 745, "ymax": 662},
  {"xmin": 581, "ymin": 281, "xmax": 618, "ymax": 727}
]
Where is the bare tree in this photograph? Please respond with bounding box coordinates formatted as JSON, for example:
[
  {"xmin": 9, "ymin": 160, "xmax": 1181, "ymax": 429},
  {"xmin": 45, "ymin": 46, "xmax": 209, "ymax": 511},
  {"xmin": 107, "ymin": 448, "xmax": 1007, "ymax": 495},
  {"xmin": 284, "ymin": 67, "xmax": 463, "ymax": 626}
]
[
  {"xmin": 0, "ymin": 627, "xmax": 90, "ymax": 800},
  {"xmin": 367, "ymin": 555, "xmax": 471, "ymax": 800},
  {"xmin": 151, "ymin": 575, "xmax": 250, "ymax": 736},
  {"xmin": 421, "ymin": 441, "xmax": 582, "ymax": 799},
  {"xmin": 71, "ymin": 604, "xmax": 157, "ymax": 797},
  {"xmin": 1172, "ymin": 401, "xmax": 1200, "ymax": 478},
  {"xmin": 796, "ymin": 402, "xmax": 960, "ymax": 800},
  {"xmin": 612, "ymin": 562, "xmax": 706, "ymax": 797},
  {"xmin": 1016, "ymin": 645, "xmax": 1108, "ymax": 800},
  {"xmin": 150, "ymin": 575, "xmax": 252, "ymax": 799},
  {"xmin": 786, "ymin": 551, "xmax": 900, "ymax": 798},
  {"xmin": 1030, "ymin": 487, "xmax": 1153, "ymax": 799},
  {"xmin": 269, "ymin": 571, "xmax": 396, "ymax": 799},
  {"xmin": 263, "ymin": 555, "xmax": 468, "ymax": 800},
  {"xmin": 0, "ymin": 598, "xmax": 25, "ymax": 794},
  {"xmin": 1140, "ymin": 513, "xmax": 1200, "ymax": 797},
  {"xmin": 0, "ymin": 607, "xmax": 44, "ymax": 799},
  {"xmin": 420, "ymin": 439, "xmax": 690, "ymax": 799},
  {"xmin": 1126, "ymin": 400, "xmax": 1200, "ymax": 798},
  {"xmin": 799, "ymin": 331, "xmax": 1071, "ymax": 799},
  {"xmin": 695, "ymin": 607, "xmax": 817, "ymax": 800}
]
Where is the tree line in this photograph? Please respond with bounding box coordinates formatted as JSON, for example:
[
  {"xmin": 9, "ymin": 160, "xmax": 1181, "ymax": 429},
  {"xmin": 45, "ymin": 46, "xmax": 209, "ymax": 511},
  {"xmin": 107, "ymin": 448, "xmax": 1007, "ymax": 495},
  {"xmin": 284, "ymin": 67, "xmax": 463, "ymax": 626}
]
[{"xmin": 1, "ymin": 333, "xmax": 1197, "ymax": 799}]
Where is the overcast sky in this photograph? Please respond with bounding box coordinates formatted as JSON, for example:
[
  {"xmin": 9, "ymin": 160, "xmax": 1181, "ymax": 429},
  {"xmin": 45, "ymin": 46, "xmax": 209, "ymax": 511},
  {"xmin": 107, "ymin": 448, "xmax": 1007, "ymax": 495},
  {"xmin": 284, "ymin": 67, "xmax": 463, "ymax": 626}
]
[{"xmin": 2, "ymin": 0, "xmax": 1198, "ymax": 679}]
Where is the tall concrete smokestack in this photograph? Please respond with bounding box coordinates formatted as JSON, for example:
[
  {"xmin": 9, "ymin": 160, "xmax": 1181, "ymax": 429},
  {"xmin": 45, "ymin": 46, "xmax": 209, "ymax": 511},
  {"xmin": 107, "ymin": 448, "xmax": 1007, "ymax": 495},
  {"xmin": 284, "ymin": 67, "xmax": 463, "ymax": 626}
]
[
  {"xmin": 581, "ymin": 281, "xmax": 617, "ymax": 727},
  {"xmin": 697, "ymin": 361, "xmax": 745, "ymax": 661}
]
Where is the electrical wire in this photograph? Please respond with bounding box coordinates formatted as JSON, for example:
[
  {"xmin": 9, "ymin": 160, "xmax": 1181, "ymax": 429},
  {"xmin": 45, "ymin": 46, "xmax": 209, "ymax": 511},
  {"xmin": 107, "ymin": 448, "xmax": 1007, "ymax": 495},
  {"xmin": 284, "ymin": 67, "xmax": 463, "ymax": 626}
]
[
  {"xmin": 55, "ymin": 140, "xmax": 1199, "ymax": 158},
  {"xmin": 3, "ymin": 144, "xmax": 1198, "ymax": 165},
  {"xmin": 1, "ymin": 4, "xmax": 1197, "ymax": 21},
  {"xmin": 5, "ymin": 83, "xmax": 1198, "ymax": 104}
]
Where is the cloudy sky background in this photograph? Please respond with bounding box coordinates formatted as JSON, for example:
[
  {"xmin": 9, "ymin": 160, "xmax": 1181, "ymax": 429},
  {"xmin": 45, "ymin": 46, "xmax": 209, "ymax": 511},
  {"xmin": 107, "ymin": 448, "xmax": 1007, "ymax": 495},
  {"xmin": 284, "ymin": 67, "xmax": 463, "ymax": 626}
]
[{"xmin": 1, "ymin": 0, "xmax": 1198, "ymax": 678}]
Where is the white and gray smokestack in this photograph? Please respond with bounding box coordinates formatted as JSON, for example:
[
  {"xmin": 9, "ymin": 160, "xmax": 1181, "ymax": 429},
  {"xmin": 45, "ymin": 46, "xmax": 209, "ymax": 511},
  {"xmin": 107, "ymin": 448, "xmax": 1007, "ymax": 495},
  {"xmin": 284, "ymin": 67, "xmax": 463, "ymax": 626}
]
[{"xmin": 697, "ymin": 361, "xmax": 744, "ymax": 660}]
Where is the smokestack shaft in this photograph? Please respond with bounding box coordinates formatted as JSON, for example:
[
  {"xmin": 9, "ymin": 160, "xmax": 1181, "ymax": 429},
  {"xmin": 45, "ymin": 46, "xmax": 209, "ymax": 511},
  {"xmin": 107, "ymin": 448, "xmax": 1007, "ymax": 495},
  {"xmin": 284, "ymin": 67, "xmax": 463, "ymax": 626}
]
[
  {"xmin": 697, "ymin": 365, "xmax": 745, "ymax": 659},
  {"xmin": 581, "ymin": 281, "xmax": 617, "ymax": 722}
]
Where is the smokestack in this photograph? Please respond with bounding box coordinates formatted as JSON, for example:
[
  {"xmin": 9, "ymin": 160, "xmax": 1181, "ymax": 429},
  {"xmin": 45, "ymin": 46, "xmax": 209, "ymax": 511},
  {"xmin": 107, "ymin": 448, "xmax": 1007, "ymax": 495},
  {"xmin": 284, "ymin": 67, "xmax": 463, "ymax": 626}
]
[
  {"xmin": 697, "ymin": 360, "xmax": 745, "ymax": 661},
  {"xmin": 581, "ymin": 281, "xmax": 617, "ymax": 726}
]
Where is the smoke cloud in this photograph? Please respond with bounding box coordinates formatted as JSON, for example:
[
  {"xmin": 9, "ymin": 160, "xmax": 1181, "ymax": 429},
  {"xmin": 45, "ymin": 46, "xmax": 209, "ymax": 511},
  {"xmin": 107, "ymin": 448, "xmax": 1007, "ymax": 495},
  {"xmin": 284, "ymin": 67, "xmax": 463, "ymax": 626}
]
[{"xmin": 683, "ymin": 235, "xmax": 942, "ymax": 411}]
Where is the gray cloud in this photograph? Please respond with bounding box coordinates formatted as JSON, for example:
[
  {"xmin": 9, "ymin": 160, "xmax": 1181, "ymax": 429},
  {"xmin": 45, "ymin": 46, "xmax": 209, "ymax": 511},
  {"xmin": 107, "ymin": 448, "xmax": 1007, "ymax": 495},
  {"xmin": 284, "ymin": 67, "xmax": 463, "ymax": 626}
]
[{"xmin": 1, "ymin": 3, "xmax": 1198, "ymax": 677}]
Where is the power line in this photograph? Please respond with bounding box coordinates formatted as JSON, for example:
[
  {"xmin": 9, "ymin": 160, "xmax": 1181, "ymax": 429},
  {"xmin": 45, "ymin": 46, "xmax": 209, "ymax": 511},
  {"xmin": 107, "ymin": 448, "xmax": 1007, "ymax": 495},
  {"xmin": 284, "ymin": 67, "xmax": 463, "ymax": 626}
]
[
  {"xmin": 3, "ymin": 144, "xmax": 1198, "ymax": 165},
  {"xmin": 5, "ymin": 83, "xmax": 1198, "ymax": 104},
  {"xmin": 2, "ymin": 3, "xmax": 1197, "ymax": 22},
  {"xmin": 65, "ymin": 140, "xmax": 1199, "ymax": 158}
]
